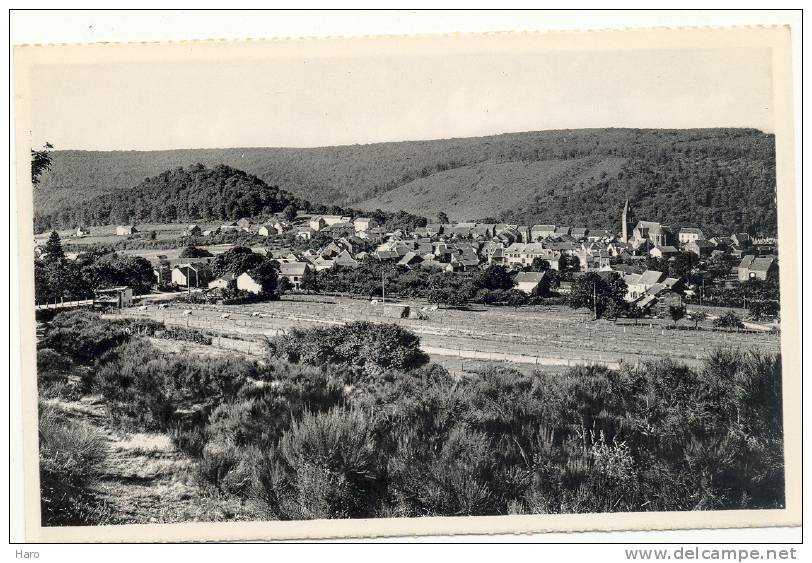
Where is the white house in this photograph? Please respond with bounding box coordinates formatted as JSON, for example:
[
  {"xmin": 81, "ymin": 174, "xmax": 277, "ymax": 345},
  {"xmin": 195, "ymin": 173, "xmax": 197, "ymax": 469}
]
[
  {"xmin": 678, "ymin": 227, "xmax": 704, "ymax": 244},
  {"xmin": 296, "ymin": 227, "xmax": 316, "ymax": 240},
  {"xmin": 649, "ymin": 245, "xmax": 679, "ymax": 259},
  {"xmin": 279, "ymin": 262, "xmax": 308, "ymax": 290},
  {"xmin": 208, "ymin": 273, "xmax": 236, "ymax": 290},
  {"xmin": 503, "ymin": 243, "xmax": 561, "ymax": 270},
  {"xmin": 236, "ymin": 271, "xmax": 263, "ymax": 294},
  {"xmin": 353, "ymin": 217, "xmax": 374, "ymax": 232},
  {"xmin": 624, "ymin": 270, "xmax": 665, "ymax": 301},
  {"xmin": 308, "ymin": 217, "xmax": 326, "ymax": 231},
  {"xmin": 116, "ymin": 225, "xmax": 138, "ymax": 236},
  {"xmin": 171, "ymin": 262, "xmax": 209, "ymax": 287},
  {"xmin": 514, "ymin": 272, "xmax": 546, "ymax": 295},
  {"xmin": 258, "ymin": 224, "xmax": 280, "ymax": 237}
]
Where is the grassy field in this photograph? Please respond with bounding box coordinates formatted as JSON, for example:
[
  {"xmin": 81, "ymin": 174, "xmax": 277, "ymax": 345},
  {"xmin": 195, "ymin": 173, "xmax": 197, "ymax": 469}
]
[
  {"xmin": 113, "ymin": 295, "xmax": 780, "ymax": 369},
  {"xmin": 358, "ymin": 156, "xmax": 627, "ymax": 222}
]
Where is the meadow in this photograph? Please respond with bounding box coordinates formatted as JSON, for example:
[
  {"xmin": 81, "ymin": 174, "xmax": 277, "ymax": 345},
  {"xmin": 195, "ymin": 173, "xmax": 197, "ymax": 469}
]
[{"xmin": 113, "ymin": 295, "xmax": 781, "ymax": 370}]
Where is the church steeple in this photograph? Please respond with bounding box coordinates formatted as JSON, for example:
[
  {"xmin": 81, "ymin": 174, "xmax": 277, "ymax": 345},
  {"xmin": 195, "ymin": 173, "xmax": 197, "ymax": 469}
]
[{"xmin": 621, "ymin": 198, "xmax": 633, "ymax": 243}]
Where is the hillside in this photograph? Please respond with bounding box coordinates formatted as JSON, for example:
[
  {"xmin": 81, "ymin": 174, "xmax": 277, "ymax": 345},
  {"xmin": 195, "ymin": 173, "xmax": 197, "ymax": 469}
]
[
  {"xmin": 33, "ymin": 128, "xmax": 777, "ymax": 236},
  {"xmin": 34, "ymin": 164, "xmax": 306, "ymax": 232},
  {"xmin": 358, "ymin": 156, "xmax": 628, "ymax": 223}
]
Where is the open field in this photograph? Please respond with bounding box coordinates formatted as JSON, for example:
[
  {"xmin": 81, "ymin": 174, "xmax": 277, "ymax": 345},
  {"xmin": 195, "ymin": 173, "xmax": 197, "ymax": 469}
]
[{"xmin": 112, "ymin": 295, "xmax": 780, "ymax": 369}]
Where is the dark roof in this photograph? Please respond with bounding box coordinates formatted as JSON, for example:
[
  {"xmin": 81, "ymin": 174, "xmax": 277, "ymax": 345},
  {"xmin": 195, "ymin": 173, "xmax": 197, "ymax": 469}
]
[{"xmin": 515, "ymin": 272, "xmax": 545, "ymax": 284}]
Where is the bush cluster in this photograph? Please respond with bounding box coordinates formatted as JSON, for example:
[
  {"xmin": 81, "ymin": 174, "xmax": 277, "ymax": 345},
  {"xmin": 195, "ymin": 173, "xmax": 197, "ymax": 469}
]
[{"xmin": 38, "ymin": 311, "xmax": 785, "ymax": 520}]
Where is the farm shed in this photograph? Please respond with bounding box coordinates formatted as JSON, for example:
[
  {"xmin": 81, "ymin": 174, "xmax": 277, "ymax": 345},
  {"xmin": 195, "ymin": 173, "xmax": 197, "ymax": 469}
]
[{"xmin": 94, "ymin": 286, "xmax": 133, "ymax": 308}]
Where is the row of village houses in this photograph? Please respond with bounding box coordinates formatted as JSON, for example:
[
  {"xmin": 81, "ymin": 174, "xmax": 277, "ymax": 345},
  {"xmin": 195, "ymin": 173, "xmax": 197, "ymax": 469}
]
[
  {"xmin": 95, "ymin": 215, "xmax": 775, "ymax": 251},
  {"xmin": 148, "ymin": 213, "xmax": 776, "ymax": 314}
]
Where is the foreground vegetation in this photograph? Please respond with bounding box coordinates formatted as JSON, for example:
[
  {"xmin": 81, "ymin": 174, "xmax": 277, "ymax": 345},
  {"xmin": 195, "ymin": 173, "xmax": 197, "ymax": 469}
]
[{"xmin": 37, "ymin": 310, "xmax": 785, "ymax": 524}]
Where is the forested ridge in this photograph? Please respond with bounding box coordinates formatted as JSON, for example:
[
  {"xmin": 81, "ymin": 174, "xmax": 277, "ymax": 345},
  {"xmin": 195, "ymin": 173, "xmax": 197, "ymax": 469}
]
[
  {"xmin": 36, "ymin": 164, "xmax": 314, "ymax": 232},
  {"xmin": 34, "ymin": 128, "xmax": 777, "ymax": 236}
]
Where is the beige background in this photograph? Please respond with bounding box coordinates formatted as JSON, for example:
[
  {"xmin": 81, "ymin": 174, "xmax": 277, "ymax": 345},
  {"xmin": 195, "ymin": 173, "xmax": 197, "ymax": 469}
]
[{"xmin": 13, "ymin": 25, "xmax": 799, "ymax": 542}]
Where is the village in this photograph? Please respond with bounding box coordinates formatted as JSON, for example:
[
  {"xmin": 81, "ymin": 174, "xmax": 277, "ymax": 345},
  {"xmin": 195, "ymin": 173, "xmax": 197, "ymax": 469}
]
[
  {"xmin": 33, "ymin": 199, "xmax": 781, "ymax": 375},
  {"xmin": 40, "ymin": 199, "xmax": 778, "ymax": 314}
]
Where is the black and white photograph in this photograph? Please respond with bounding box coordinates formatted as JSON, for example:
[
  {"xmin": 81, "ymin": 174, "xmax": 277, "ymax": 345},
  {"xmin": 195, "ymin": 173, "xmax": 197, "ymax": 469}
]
[{"xmin": 12, "ymin": 15, "xmax": 800, "ymax": 543}]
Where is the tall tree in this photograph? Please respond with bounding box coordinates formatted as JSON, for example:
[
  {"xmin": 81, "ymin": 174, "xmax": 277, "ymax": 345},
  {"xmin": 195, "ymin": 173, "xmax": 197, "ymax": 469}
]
[
  {"xmin": 567, "ymin": 272, "xmax": 627, "ymax": 319},
  {"xmin": 31, "ymin": 142, "xmax": 54, "ymax": 186},
  {"xmin": 42, "ymin": 231, "xmax": 65, "ymax": 262},
  {"xmin": 283, "ymin": 205, "xmax": 298, "ymax": 221}
]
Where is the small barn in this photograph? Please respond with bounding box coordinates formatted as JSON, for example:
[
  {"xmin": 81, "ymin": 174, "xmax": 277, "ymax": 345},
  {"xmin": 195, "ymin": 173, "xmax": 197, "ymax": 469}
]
[
  {"xmin": 116, "ymin": 225, "xmax": 138, "ymax": 236},
  {"xmin": 94, "ymin": 286, "xmax": 133, "ymax": 308}
]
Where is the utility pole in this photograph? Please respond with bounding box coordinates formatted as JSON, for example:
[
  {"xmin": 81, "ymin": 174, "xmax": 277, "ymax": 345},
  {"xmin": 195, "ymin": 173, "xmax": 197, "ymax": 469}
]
[
  {"xmin": 381, "ymin": 272, "xmax": 386, "ymax": 305},
  {"xmin": 593, "ymin": 281, "xmax": 598, "ymax": 320}
]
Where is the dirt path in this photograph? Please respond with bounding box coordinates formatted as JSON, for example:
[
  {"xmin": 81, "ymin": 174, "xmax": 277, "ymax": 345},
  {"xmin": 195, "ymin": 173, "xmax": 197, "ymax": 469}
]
[{"xmin": 45, "ymin": 396, "xmax": 264, "ymax": 524}]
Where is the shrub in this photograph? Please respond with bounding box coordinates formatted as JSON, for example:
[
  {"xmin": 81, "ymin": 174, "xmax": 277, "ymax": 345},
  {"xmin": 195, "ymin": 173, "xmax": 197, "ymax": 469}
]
[
  {"xmin": 387, "ymin": 425, "xmax": 498, "ymax": 516},
  {"xmin": 93, "ymin": 339, "xmax": 261, "ymax": 431},
  {"xmin": 40, "ymin": 310, "xmax": 130, "ymax": 364},
  {"xmin": 36, "ymin": 348, "xmax": 72, "ymax": 388},
  {"xmin": 714, "ymin": 311, "xmax": 745, "ymax": 329},
  {"xmin": 256, "ymin": 408, "xmax": 380, "ymax": 519},
  {"xmin": 158, "ymin": 326, "xmax": 212, "ymax": 345},
  {"xmin": 38, "ymin": 403, "xmax": 110, "ymax": 525},
  {"xmin": 267, "ymin": 322, "xmax": 429, "ymax": 379}
]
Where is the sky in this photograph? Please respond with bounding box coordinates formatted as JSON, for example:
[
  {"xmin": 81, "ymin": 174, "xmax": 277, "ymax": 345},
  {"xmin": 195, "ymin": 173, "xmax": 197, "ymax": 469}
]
[{"xmin": 27, "ymin": 45, "xmax": 774, "ymax": 151}]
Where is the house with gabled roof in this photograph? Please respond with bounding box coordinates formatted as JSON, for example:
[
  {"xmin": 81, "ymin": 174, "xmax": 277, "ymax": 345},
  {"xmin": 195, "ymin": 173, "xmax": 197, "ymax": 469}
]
[
  {"xmin": 514, "ymin": 272, "xmax": 546, "ymax": 295},
  {"xmin": 171, "ymin": 262, "xmax": 211, "ymax": 288},
  {"xmin": 738, "ymin": 255, "xmax": 777, "ymax": 281},
  {"xmin": 258, "ymin": 223, "xmax": 280, "ymax": 237},
  {"xmin": 504, "ymin": 243, "xmax": 561, "ymax": 270},
  {"xmin": 686, "ymin": 239, "xmax": 714, "ymax": 258},
  {"xmin": 625, "ymin": 269, "xmax": 665, "ymax": 301},
  {"xmin": 208, "ymin": 272, "xmax": 236, "ymax": 290},
  {"xmin": 397, "ymin": 251, "xmax": 423, "ymax": 269},
  {"xmin": 731, "ymin": 233, "xmax": 752, "ymax": 248},
  {"xmin": 649, "ymin": 245, "xmax": 679, "ymax": 259},
  {"xmin": 678, "ymin": 227, "xmax": 704, "ymax": 244},
  {"xmin": 332, "ymin": 250, "xmax": 358, "ymax": 269},
  {"xmin": 353, "ymin": 217, "xmax": 374, "ymax": 232}
]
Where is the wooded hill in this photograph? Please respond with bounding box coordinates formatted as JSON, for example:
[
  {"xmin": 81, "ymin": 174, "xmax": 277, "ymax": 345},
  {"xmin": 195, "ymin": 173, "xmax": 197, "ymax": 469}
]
[{"xmin": 34, "ymin": 128, "xmax": 777, "ymax": 236}]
